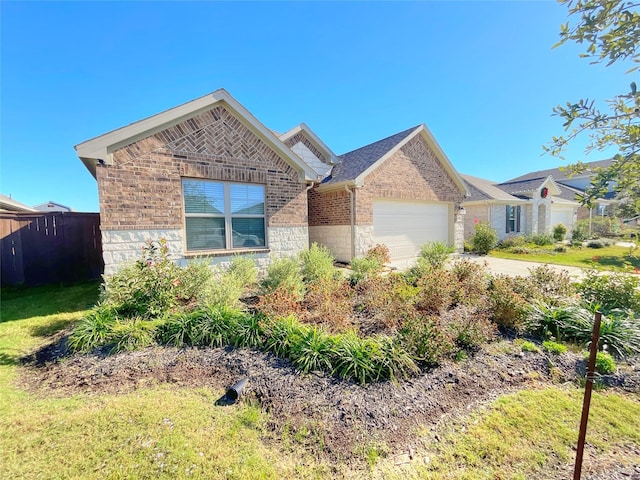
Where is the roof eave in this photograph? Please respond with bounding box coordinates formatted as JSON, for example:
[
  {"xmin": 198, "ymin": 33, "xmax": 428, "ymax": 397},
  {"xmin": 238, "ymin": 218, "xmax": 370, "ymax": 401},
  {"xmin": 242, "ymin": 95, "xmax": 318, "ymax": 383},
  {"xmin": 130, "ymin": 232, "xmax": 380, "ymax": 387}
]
[{"xmin": 75, "ymin": 89, "xmax": 317, "ymax": 183}]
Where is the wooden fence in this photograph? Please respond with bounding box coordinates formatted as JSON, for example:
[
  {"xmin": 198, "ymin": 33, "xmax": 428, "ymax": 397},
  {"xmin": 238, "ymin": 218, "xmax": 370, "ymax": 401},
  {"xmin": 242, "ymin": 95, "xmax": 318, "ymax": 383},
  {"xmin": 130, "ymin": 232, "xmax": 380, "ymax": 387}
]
[{"xmin": 1, "ymin": 212, "xmax": 103, "ymax": 286}]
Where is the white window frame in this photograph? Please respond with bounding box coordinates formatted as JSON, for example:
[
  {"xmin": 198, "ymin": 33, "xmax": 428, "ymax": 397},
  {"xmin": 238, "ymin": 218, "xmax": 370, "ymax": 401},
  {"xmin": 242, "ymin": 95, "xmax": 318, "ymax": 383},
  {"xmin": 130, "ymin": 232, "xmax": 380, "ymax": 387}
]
[
  {"xmin": 182, "ymin": 178, "xmax": 266, "ymax": 252},
  {"xmin": 506, "ymin": 205, "xmax": 521, "ymax": 233}
]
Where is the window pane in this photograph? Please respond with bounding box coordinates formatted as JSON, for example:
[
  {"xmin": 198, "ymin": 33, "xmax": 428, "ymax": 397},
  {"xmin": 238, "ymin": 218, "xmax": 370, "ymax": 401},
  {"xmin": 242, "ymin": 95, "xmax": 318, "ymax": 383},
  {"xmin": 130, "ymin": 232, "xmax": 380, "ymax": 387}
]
[
  {"xmin": 232, "ymin": 218, "xmax": 265, "ymax": 248},
  {"xmin": 185, "ymin": 217, "xmax": 225, "ymax": 250},
  {"xmin": 183, "ymin": 180, "xmax": 224, "ymax": 214},
  {"xmin": 230, "ymin": 184, "xmax": 265, "ymax": 215}
]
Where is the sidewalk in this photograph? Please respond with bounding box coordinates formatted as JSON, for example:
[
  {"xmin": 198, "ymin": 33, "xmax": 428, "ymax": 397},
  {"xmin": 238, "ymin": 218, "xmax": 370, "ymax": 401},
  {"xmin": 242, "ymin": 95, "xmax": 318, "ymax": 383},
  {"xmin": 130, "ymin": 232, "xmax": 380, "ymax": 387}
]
[{"xmin": 453, "ymin": 253, "xmax": 585, "ymax": 279}]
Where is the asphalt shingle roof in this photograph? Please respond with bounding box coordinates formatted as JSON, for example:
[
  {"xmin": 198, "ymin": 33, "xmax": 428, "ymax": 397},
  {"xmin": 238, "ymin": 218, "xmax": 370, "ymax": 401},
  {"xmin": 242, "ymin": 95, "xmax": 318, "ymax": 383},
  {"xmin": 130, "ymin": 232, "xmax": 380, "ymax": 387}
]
[
  {"xmin": 322, "ymin": 126, "xmax": 419, "ymax": 184},
  {"xmin": 505, "ymin": 159, "xmax": 614, "ymax": 183},
  {"xmin": 461, "ymin": 174, "xmax": 522, "ymax": 202},
  {"xmin": 497, "ymin": 178, "xmax": 547, "ymax": 195}
]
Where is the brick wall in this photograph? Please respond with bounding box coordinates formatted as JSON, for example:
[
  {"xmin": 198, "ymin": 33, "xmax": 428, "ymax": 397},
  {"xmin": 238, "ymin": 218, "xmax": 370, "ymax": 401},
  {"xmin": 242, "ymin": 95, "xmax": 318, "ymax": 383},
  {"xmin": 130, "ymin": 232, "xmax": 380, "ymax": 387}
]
[
  {"xmin": 97, "ymin": 105, "xmax": 308, "ymax": 232},
  {"xmin": 356, "ymin": 135, "xmax": 464, "ymax": 225},
  {"xmin": 308, "ymin": 187, "xmax": 351, "ymax": 226}
]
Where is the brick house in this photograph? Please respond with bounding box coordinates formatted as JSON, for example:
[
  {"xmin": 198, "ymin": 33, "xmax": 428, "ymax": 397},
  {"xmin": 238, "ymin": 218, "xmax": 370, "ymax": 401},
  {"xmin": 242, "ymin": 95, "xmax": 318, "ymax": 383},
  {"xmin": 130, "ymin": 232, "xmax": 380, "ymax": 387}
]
[{"xmin": 76, "ymin": 89, "xmax": 467, "ymax": 275}]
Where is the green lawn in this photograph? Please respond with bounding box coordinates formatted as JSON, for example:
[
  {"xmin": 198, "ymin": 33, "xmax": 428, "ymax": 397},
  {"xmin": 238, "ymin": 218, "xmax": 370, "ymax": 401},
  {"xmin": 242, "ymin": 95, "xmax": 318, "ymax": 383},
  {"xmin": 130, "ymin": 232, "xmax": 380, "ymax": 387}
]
[
  {"xmin": 490, "ymin": 245, "xmax": 640, "ymax": 272},
  {"xmin": 2, "ymin": 283, "xmax": 639, "ymax": 479}
]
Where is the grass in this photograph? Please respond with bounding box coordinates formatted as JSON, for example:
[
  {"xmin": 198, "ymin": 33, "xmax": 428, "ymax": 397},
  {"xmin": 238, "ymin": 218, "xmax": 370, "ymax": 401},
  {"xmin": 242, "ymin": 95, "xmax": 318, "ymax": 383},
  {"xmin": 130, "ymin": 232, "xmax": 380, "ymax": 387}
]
[
  {"xmin": 490, "ymin": 245, "xmax": 640, "ymax": 271},
  {"xmin": 0, "ymin": 283, "xmax": 324, "ymax": 480},
  {"xmin": 2, "ymin": 283, "xmax": 640, "ymax": 479},
  {"xmin": 375, "ymin": 387, "xmax": 640, "ymax": 479}
]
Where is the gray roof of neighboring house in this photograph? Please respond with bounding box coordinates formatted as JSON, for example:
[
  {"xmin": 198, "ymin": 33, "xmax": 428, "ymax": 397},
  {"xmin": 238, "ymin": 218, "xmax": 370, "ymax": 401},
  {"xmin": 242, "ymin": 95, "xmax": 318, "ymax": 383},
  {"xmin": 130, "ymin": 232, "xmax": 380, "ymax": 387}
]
[
  {"xmin": 33, "ymin": 201, "xmax": 73, "ymax": 212},
  {"xmin": 505, "ymin": 158, "xmax": 614, "ymax": 183},
  {"xmin": 461, "ymin": 174, "xmax": 523, "ymax": 202},
  {"xmin": 497, "ymin": 178, "xmax": 549, "ymax": 195},
  {"xmin": 0, "ymin": 194, "xmax": 39, "ymax": 213},
  {"xmin": 322, "ymin": 126, "xmax": 419, "ymax": 184}
]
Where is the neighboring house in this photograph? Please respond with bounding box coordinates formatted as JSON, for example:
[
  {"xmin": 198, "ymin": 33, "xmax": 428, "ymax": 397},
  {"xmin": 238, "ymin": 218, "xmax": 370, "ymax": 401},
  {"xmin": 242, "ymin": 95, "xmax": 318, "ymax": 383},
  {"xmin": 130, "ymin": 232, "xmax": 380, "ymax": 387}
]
[
  {"xmin": 33, "ymin": 201, "xmax": 73, "ymax": 213},
  {"xmin": 0, "ymin": 194, "xmax": 38, "ymax": 213},
  {"xmin": 75, "ymin": 89, "xmax": 467, "ymax": 275},
  {"xmin": 462, "ymin": 174, "xmax": 579, "ymax": 241}
]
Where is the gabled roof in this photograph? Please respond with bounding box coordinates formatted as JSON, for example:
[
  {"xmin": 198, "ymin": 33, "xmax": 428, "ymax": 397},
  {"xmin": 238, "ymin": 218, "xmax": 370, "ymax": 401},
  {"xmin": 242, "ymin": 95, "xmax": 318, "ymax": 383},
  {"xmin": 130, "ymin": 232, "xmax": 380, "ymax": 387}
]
[
  {"xmin": 279, "ymin": 123, "xmax": 339, "ymax": 166},
  {"xmin": 497, "ymin": 175, "xmax": 562, "ymax": 196},
  {"xmin": 505, "ymin": 158, "xmax": 614, "ymax": 183},
  {"xmin": 0, "ymin": 194, "xmax": 39, "ymax": 213},
  {"xmin": 461, "ymin": 174, "xmax": 525, "ymax": 203},
  {"xmin": 75, "ymin": 89, "xmax": 318, "ymax": 182},
  {"xmin": 321, "ymin": 124, "xmax": 468, "ymax": 195},
  {"xmin": 33, "ymin": 201, "xmax": 73, "ymax": 212}
]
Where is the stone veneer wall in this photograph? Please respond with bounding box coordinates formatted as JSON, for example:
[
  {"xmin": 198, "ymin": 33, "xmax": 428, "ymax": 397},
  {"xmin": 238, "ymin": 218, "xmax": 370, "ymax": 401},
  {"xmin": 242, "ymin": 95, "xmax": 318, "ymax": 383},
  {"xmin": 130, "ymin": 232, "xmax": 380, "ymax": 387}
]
[{"xmin": 97, "ymin": 105, "xmax": 310, "ymax": 274}]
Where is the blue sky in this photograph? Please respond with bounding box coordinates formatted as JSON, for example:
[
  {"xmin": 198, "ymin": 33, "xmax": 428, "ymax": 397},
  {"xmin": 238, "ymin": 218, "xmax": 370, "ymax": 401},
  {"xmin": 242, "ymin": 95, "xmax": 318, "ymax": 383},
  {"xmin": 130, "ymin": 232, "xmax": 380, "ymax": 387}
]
[{"xmin": 1, "ymin": 1, "xmax": 627, "ymax": 212}]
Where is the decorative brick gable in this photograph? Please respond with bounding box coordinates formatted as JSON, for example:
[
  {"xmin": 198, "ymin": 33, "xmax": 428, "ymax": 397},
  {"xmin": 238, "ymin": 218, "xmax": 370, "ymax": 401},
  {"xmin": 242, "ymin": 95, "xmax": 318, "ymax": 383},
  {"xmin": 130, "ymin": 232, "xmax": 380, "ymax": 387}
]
[
  {"xmin": 356, "ymin": 135, "xmax": 464, "ymax": 224},
  {"xmin": 97, "ymin": 106, "xmax": 307, "ymax": 231}
]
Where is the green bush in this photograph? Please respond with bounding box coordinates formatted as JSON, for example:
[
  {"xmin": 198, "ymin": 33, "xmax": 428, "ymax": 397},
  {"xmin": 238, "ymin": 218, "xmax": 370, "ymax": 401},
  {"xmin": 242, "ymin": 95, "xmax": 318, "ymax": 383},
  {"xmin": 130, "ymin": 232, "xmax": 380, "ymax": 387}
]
[
  {"xmin": 542, "ymin": 340, "xmax": 567, "ymax": 355},
  {"xmin": 527, "ymin": 301, "xmax": 589, "ymax": 341},
  {"xmin": 577, "ymin": 270, "xmax": 640, "ymax": 313},
  {"xmin": 199, "ymin": 267, "xmax": 245, "ymax": 309},
  {"xmin": 414, "ymin": 270, "xmax": 456, "ymax": 313},
  {"xmin": 593, "ymin": 351, "xmax": 617, "ymax": 374},
  {"xmin": 228, "ymin": 256, "xmax": 258, "ymax": 288},
  {"xmin": 330, "ymin": 331, "xmax": 378, "ymax": 384},
  {"xmin": 525, "ymin": 265, "xmax": 576, "ymax": 303},
  {"xmin": 417, "ymin": 241, "xmax": 455, "ymax": 271},
  {"xmin": 497, "ymin": 235, "xmax": 527, "ymax": 250},
  {"xmin": 470, "ymin": 222, "xmax": 498, "ymax": 254},
  {"xmin": 553, "ymin": 224, "xmax": 568, "ymax": 242},
  {"xmin": 586, "ymin": 238, "xmax": 615, "ymax": 248},
  {"xmin": 571, "ymin": 222, "xmax": 589, "ymax": 242},
  {"xmin": 261, "ymin": 257, "xmax": 305, "ymax": 300},
  {"xmin": 102, "ymin": 239, "xmax": 212, "ymax": 318},
  {"xmin": 111, "ymin": 318, "xmax": 158, "ymax": 352},
  {"xmin": 487, "ymin": 275, "xmax": 531, "ymax": 331},
  {"xmin": 69, "ymin": 303, "xmax": 120, "ymax": 352},
  {"xmin": 525, "ymin": 233, "xmax": 555, "ymax": 246},
  {"xmin": 349, "ymin": 256, "xmax": 382, "ymax": 284},
  {"xmin": 299, "ymin": 243, "xmax": 337, "ymax": 284},
  {"xmin": 289, "ymin": 326, "xmax": 334, "ymax": 374},
  {"xmin": 450, "ymin": 259, "xmax": 490, "ymax": 307}
]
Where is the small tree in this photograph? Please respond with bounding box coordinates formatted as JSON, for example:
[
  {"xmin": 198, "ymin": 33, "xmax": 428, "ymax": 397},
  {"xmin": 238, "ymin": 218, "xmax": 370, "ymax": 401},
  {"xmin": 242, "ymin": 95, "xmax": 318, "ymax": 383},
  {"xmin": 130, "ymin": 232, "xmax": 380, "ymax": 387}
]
[
  {"xmin": 553, "ymin": 223, "xmax": 568, "ymax": 241},
  {"xmin": 470, "ymin": 222, "xmax": 498, "ymax": 254}
]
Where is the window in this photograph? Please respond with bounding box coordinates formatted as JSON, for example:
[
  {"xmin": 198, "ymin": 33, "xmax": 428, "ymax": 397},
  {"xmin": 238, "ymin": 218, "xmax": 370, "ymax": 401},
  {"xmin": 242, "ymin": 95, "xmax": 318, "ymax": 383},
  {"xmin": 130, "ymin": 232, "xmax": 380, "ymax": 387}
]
[
  {"xmin": 506, "ymin": 205, "xmax": 521, "ymax": 233},
  {"xmin": 182, "ymin": 179, "xmax": 266, "ymax": 251}
]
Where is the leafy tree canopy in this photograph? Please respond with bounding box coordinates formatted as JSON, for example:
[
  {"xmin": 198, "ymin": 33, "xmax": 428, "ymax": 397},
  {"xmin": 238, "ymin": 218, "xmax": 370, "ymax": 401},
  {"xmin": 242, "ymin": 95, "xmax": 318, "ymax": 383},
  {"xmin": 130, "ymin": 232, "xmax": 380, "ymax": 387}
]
[{"xmin": 545, "ymin": 0, "xmax": 640, "ymax": 217}]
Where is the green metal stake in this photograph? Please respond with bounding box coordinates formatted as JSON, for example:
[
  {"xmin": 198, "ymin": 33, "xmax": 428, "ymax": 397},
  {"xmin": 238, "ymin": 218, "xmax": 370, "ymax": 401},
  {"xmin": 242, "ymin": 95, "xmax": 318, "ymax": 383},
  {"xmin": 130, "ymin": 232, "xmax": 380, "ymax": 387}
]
[{"xmin": 573, "ymin": 311, "xmax": 602, "ymax": 480}]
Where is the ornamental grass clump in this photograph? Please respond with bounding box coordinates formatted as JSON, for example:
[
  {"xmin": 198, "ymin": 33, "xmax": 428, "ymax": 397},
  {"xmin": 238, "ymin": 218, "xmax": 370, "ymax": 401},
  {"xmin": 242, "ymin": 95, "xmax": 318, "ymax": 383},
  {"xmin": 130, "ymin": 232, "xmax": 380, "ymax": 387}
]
[
  {"xmin": 68, "ymin": 303, "xmax": 120, "ymax": 352},
  {"xmin": 299, "ymin": 243, "xmax": 338, "ymax": 284}
]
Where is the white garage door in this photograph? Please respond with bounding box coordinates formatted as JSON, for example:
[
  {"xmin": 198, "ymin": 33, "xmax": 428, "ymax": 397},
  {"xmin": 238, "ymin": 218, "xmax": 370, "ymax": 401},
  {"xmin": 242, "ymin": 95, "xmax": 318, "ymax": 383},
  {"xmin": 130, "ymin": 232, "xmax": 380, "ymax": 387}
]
[
  {"xmin": 373, "ymin": 199, "xmax": 450, "ymax": 261},
  {"xmin": 550, "ymin": 206, "xmax": 574, "ymax": 230}
]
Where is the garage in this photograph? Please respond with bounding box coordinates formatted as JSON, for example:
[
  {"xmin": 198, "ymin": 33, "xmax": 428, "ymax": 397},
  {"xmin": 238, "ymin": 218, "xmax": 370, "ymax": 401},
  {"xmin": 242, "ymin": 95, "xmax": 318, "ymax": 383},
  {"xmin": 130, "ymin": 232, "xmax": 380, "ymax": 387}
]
[
  {"xmin": 373, "ymin": 199, "xmax": 451, "ymax": 260},
  {"xmin": 550, "ymin": 204, "xmax": 576, "ymax": 232}
]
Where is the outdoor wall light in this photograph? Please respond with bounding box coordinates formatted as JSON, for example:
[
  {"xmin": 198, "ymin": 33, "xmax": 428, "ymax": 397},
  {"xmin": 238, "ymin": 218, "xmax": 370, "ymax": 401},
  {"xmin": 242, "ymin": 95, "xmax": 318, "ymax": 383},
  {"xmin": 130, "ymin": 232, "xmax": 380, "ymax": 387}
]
[{"xmin": 457, "ymin": 205, "xmax": 466, "ymax": 215}]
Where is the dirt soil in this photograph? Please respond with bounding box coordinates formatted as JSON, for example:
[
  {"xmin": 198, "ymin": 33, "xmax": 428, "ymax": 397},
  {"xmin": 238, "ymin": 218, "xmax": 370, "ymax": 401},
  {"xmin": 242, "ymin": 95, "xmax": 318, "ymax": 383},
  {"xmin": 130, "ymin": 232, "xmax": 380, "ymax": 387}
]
[{"xmin": 19, "ymin": 331, "xmax": 640, "ymax": 479}]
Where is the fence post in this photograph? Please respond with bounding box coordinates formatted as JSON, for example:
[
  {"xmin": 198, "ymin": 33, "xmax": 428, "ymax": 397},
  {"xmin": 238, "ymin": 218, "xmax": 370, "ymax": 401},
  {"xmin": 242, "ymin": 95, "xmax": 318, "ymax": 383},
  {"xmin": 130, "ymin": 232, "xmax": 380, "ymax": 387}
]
[{"xmin": 573, "ymin": 311, "xmax": 602, "ymax": 480}]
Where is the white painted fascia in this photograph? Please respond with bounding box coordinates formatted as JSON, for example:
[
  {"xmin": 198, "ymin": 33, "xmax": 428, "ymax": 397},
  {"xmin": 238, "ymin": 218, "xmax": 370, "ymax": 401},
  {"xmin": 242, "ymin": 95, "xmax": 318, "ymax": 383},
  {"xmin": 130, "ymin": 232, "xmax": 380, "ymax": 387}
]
[
  {"xmin": 353, "ymin": 124, "xmax": 469, "ymax": 197},
  {"xmin": 462, "ymin": 198, "xmax": 528, "ymax": 206},
  {"xmin": 75, "ymin": 89, "xmax": 317, "ymax": 182},
  {"xmin": 279, "ymin": 123, "xmax": 340, "ymax": 165},
  {"xmin": 540, "ymin": 176, "xmax": 563, "ymax": 196},
  {"xmin": 315, "ymin": 179, "xmax": 357, "ymax": 193}
]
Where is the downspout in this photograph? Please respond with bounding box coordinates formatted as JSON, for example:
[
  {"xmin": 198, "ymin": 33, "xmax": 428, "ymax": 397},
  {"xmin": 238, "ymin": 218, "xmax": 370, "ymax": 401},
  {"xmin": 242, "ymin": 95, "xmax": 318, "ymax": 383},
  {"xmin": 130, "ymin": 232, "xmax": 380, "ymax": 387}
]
[
  {"xmin": 305, "ymin": 182, "xmax": 316, "ymax": 248},
  {"xmin": 344, "ymin": 185, "xmax": 356, "ymax": 260}
]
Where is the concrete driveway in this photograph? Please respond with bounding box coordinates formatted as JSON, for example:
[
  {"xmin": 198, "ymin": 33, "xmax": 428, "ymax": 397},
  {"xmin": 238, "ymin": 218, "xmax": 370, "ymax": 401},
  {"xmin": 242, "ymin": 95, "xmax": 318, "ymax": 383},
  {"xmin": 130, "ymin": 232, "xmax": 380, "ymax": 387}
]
[{"xmin": 453, "ymin": 253, "xmax": 585, "ymax": 279}]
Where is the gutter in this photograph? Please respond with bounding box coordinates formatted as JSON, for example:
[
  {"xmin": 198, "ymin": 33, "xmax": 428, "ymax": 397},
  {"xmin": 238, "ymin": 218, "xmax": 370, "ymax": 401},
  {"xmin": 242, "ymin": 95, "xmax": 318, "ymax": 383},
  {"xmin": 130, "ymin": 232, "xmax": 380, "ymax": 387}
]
[{"xmin": 344, "ymin": 185, "xmax": 356, "ymax": 260}]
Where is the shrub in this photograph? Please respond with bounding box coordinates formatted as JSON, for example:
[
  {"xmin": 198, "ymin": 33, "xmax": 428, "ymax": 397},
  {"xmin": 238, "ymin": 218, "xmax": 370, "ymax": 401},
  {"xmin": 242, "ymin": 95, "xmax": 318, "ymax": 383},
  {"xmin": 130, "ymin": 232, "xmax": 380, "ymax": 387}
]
[
  {"xmin": 289, "ymin": 326, "xmax": 335, "ymax": 374},
  {"xmin": 553, "ymin": 224, "xmax": 568, "ymax": 242},
  {"xmin": 577, "ymin": 270, "xmax": 640, "ymax": 313},
  {"xmin": 199, "ymin": 267, "xmax": 245, "ymax": 309},
  {"xmin": 366, "ymin": 244, "xmax": 390, "ymax": 265},
  {"xmin": 257, "ymin": 285, "xmax": 304, "ymax": 318},
  {"xmin": 349, "ymin": 256, "xmax": 382, "ymax": 284},
  {"xmin": 414, "ymin": 270, "xmax": 457, "ymax": 314},
  {"xmin": 69, "ymin": 304, "xmax": 119, "ymax": 352},
  {"xmin": 593, "ymin": 351, "xmax": 617, "ymax": 374},
  {"xmin": 397, "ymin": 314, "xmax": 454, "ymax": 366},
  {"xmin": 561, "ymin": 309, "xmax": 640, "ymax": 358},
  {"xmin": 441, "ymin": 305, "xmax": 497, "ymax": 351},
  {"xmin": 261, "ymin": 257, "xmax": 305, "ymax": 300},
  {"xmin": 230, "ymin": 313, "xmax": 265, "ymax": 348},
  {"xmin": 417, "ymin": 241, "xmax": 455, "ymax": 271},
  {"xmin": 542, "ymin": 340, "xmax": 567, "ymax": 355},
  {"xmin": 525, "ymin": 233, "xmax": 555, "ymax": 246},
  {"xmin": 470, "ymin": 222, "xmax": 498, "ymax": 254},
  {"xmin": 228, "ymin": 255, "xmax": 258, "ymax": 288},
  {"xmin": 497, "ymin": 235, "xmax": 527, "ymax": 250},
  {"xmin": 554, "ymin": 245, "xmax": 567, "ymax": 253},
  {"xmin": 571, "ymin": 222, "xmax": 589, "ymax": 242},
  {"xmin": 527, "ymin": 301, "xmax": 588, "ymax": 341},
  {"xmin": 371, "ymin": 336, "xmax": 419, "ymax": 382},
  {"xmin": 102, "ymin": 239, "xmax": 212, "ymax": 318},
  {"xmin": 487, "ymin": 275, "xmax": 531, "ymax": 331},
  {"xmin": 450, "ymin": 259, "xmax": 490, "ymax": 307},
  {"xmin": 510, "ymin": 246, "xmax": 534, "ymax": 254},
  {"xmin": 586, "ymin": 239, "xmax": 605, "ymax": 249},
  {"xmin": 300, "ymin": 243, "xmax": 337, "ymax": 284},
  {"xmin": 525, "ymin": 265, "xmax": 576, "ymax": 303},
  {"xmin": 353, "ymin": 274, "xmax": 417, "ymax": 332},
  {"xmin": 110, "ymin": 318, "xmax": 158, "ymax": 352},
  {"xmin": 262, "ymin": 315, "xmax": 302, "ymax": 358},
  {"xmin": 303, "ymin": 278, "xmax": 353, "ymax": 332}
]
